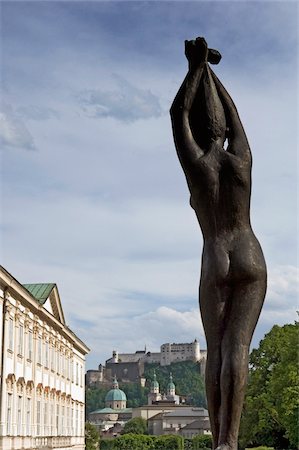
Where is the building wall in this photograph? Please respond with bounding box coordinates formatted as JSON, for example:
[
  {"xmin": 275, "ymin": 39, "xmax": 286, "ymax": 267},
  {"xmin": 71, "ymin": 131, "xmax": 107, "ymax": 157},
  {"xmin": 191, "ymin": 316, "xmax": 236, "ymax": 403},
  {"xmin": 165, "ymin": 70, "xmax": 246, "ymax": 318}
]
[
  {"xmin": 160, "ymin": 341, "xmax": 201, "ymax": 366},
  {"xmin": 0, "ymin": 269, "xmax": 89, "ymax": 450},
  {"xmin": 147, "ymin": 408, "xmax": 210, "ymax": 436},
  {"xmin": 106, "ymin": 361, "xmax": 144, "ymax": 383}
]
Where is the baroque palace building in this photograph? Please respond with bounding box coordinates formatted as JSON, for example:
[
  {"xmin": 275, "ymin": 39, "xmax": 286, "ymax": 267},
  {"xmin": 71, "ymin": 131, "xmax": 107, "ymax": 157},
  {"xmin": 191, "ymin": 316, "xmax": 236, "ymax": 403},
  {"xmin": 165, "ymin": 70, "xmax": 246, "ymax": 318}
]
[{"xmin": 0, "ymin": 266, "xmax": 89, "ymax": 450}]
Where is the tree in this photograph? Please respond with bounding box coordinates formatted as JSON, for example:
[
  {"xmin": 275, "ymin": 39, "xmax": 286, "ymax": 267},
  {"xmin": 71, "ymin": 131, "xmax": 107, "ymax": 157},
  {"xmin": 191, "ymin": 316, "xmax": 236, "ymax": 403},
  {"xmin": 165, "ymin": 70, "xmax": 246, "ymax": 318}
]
[
  {"xmin": 122, "ymin": 417, "xmax": 148, "ymax": 435},
  {"xmin": 85, "ymin": 422, "xmax": 100, "ymax": 450},
  {"xmin": 239, "ymin": 322, "xmax": 299, "ymax": 449},
  {"xmin": 86, "ymin": 386, "xmax": 107, "ymax": 415}
]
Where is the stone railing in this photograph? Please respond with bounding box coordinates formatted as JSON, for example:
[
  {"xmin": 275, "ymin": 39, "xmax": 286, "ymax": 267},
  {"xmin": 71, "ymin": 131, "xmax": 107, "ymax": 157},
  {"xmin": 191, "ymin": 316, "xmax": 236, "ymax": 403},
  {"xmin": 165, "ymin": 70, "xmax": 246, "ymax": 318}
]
[{"xmin": 35, "ymin": 436, "xmax": 72, "ymax": 448}]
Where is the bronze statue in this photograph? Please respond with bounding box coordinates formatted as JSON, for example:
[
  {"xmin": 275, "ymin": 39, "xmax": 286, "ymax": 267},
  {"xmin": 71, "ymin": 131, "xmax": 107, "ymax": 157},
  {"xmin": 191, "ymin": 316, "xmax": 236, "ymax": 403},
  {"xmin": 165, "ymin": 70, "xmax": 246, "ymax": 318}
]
[{"xmin": 170, "ymin": 37, "xmax": 267, "ymax": 450}]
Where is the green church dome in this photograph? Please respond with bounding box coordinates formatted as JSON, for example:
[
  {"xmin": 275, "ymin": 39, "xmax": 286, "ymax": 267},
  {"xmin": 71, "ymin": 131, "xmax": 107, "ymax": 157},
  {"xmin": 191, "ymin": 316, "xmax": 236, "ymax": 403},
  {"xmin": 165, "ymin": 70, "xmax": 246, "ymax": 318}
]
[
  {"xmin": 151, "ymin": 371, "xmax": 159, "ymax": 388},
  {"xmin": 105, "ymin": 388, "xmax": 127, "ymax": 402},
  {"xmin": 105, "ymin": 376, "xmax": 126, "ymax": 403},
  {"xmin": 167, "ymin": 373, "xmax": 175, "ymax": 391}
]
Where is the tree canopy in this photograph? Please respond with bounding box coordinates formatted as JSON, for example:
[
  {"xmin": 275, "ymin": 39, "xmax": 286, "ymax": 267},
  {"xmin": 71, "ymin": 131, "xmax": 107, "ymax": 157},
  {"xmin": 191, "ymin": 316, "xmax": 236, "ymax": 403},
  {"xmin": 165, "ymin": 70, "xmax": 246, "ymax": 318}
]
[
  {"xmin": 122, "ymin": 417, "xmax": 148, "ymax": 435},
  {"xmin": 85, "ymin": 422, "xmax": 100, "ymax": 450},
  {"xmin": 239, "ymin": 322, "xmax": 299, "ymax": 449}
]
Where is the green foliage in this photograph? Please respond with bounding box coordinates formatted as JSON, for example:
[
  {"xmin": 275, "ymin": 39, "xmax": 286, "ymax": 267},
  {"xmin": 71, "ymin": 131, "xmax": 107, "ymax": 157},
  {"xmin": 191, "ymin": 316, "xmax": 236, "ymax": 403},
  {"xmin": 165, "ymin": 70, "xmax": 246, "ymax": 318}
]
[
  {"xmin": 85, "ymin": 422, "xmax": 100, "ymax": 450},
  {"xmin": 192, "ymin": 435, "xmax": 212, "ymax": 449},
  {"xmin": 239, "ymin": 322, "xmax": 299, "ymax": 449},
  {"xmin": 121, "ymin": 383, "xmax": 149, "ymax": 408},
  {"xmin": 144, "ymin": 361, "xmax": 206, "ymax": 407},
  {"xmin": 122, "ymin": 417, "xmax": 148, "ymax": 435},
  {"xmin": 113, "ymin": 433, "xmax": 155, "ymax": 449},
  {"xmin": 100, "ymin": 434, "xmax": 198, "ymax": 450},
  {"xmin": 246, "ymin": 447, "xmax": 274, "ymax": 450},
  {"xmin": 86, "ymin": 386, "xmax": 107, "ymax": 415},
  {"xmin": 155, "ymin": 434, "xmax": 184, "ymax": 449},
  {"xmin": 184, "ymin": 438, "xmax": 193, "ymax": 450},
  {"xmin": 100, "ymin": 438, "xmax": 115, "ymax": 450}
]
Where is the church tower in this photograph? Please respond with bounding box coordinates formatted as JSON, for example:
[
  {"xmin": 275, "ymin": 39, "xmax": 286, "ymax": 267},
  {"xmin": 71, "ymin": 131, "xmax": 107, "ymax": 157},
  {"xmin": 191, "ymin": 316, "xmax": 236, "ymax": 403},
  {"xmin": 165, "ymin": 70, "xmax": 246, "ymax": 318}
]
[
  {"xmin": 166, "ymin": 372, "xmax": 180, "ymax": 404},
  {"xmin": 148, "ymin": 370, "xmax": 161, "ymax": 404},
  {"xmin": 167, "ymin": 372, "xmax": 176, "ymax": 397}
]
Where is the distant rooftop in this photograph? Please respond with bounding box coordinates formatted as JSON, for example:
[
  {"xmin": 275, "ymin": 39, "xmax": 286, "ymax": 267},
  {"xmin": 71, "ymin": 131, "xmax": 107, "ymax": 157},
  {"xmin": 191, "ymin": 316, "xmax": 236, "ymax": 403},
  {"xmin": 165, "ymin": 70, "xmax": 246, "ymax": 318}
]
[
  {"xmin": 89, "ymin": 407, "xmax": 132, "ymax": 414},
  {"xmin": 164, "ymin": 407, "xmax": 209, "ymax": 418},
  {"xmin": 23, "ymin": 283, "xmax": 56, "ymax": 305}
]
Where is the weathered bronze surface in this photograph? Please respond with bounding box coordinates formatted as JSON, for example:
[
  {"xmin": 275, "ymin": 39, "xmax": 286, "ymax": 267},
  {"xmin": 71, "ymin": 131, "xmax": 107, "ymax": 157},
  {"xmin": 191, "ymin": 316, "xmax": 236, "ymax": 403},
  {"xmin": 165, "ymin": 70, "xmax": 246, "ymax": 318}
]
[{"xmin": 170, "ymin": 37, "xmax": 267, "ymax": 450}]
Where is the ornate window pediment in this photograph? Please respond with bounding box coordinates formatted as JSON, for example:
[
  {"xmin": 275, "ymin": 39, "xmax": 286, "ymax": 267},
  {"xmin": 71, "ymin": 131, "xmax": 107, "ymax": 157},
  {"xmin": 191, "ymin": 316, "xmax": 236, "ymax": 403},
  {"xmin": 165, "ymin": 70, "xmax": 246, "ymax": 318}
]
[
  {"xmin": 6, "ymin": 373, "xmax": 16, "ymax": 392},
  {"xmin": 36, "ymin": 382, "xmax": 43, "ymax": 396},
  {"xmin": 44, "ymin": 386, "xmax": 50, "ymax": 398},
  {"xmin": 50, "ymin": 388, "xmax": 56, "ymax": 399},
  {"xmin": 17, "ymin": 376, "xmax": 25, "ymax": 394},
  {"xmin": 26, "ymin": 380, "xmax": 34, "ymax": 395}
]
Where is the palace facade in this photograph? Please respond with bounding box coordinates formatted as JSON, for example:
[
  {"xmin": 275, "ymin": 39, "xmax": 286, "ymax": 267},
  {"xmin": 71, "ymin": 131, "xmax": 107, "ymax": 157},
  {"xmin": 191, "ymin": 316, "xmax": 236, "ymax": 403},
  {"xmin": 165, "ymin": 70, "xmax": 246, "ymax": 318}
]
[{"xmin": 0, "ymin": 266, "xmax": 89, "ymax": 450}]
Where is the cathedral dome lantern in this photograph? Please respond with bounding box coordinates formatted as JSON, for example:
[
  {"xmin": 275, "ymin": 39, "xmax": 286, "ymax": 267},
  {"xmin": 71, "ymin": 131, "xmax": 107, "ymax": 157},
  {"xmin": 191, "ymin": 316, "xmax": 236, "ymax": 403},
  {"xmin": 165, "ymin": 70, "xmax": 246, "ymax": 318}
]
[{"xmin": 112, "ymin": 374, "xmax": 119, "ymax": 389}]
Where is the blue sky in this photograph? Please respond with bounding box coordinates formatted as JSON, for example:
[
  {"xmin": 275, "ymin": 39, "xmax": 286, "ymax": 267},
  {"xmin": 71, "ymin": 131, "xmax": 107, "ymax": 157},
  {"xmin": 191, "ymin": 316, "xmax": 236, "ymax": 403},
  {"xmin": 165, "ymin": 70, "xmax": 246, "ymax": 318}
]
[{"xmin": 1, "ymin": 1, "xmax": 298, "ymax": 370}]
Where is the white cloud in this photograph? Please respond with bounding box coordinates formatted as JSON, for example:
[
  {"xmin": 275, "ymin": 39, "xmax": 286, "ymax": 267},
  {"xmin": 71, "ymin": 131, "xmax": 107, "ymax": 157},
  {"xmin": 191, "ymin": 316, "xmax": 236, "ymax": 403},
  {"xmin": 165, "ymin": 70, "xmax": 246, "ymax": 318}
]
[
  {"xmin": 16, "ymin": 105, "xmax": 60, "ymax": 121},
  {"xmin": 0, "ymin": 105, "xmax": 36, "ymax": 151},
  {"xmin": 79, "ymin": 306, "xmax": 204, "ymax": 369},
  {"xmin": 78, "ymin": 74, "xmax": 162, "ymax": 122}
]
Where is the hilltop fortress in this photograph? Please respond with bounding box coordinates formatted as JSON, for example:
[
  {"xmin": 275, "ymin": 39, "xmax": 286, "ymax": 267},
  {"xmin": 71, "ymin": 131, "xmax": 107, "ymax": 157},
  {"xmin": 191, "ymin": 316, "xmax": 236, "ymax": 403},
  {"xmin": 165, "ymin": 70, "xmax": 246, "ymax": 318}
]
[{"xmin": 86, "ymin": 340, "xmax": 207, "ymax": 387}]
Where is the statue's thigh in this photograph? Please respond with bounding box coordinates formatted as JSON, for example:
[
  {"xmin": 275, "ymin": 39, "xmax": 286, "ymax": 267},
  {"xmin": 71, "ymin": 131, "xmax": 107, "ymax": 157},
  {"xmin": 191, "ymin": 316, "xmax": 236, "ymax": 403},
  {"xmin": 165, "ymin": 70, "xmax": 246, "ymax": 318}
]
[
  {"xmin": 199, "ymin": 281, "xmax": 231, "ymax": 346},
  {"xmin": 223, "ymin": 279, "xmax": 266, "ymax": 346}
]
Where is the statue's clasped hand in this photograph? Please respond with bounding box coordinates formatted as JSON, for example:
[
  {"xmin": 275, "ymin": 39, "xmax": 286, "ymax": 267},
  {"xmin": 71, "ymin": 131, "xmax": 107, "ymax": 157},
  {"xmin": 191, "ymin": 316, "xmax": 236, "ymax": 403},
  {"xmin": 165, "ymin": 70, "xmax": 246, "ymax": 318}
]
[{"xmin": 185, "ymin": 36, "xmax": 222, "ymax": 67}]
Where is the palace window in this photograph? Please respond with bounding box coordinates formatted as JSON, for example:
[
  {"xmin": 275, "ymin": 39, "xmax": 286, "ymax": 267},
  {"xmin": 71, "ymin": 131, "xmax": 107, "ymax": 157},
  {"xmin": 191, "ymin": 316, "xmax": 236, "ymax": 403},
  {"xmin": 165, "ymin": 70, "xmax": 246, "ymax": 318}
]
[
  {"xmin": 62, "ymin": 406, "xmax": 65, "ymax": 435},
  {"xmin": 80, "ymin": 406, "xmax": 83, "ymax": 435},
  {"xmin": 56, "ymin": 404, "xmax": 60, "ymax": 435},
  {"xmin": 80, "ymin": 364, "xmax": 83, "ymax": 387},
  {"xmin": 75, "ymin": 407, "xmax": 79, "ymax": 436},
  {"xmin": 66, "ymin": 406, "xmax": 70, "ymax": 434},
  {"xmin": 26, "ymin": 398, "xmax": 31, "ymax": 436},
  {"xmin": 57, "ymin": 350, "xmax": 60, "ymax": 374},
  {"xmin": 36, "ymin": 400, "xmax": 41, "ymax": 435},
  {"xmin": 70, "ymin": 359, "xmax": 73, "ymax": 382},
  {"xmin": 45, "ymin": 341, "xmax": 49, "ymax": 368},
  {"xmin": 76, "ymin": 362, "xmax": 79, "ymax": 385},
  {"xmin": 60, "ymin": 353, "xmax": 63, "ymax": 376},
  {"xmin": 28, "ymin": 331, "xmax": 33, "ymax": 360},
  {"xmin": 8, "ymin": 317, "xmax": 14, "ymax": 351},
  {"xmin": 71, "ymin": 405, "xmax": 74, "ymax": 435},
  {"xmin": 17, "ymin": 395, "xmax": 22, "ymax": 435},
  {"xmin": 37, "ymin": 336, "xmax": 42, "ymax": 364},
  {"xmin": 44, "ymin": 402, "xmax": 48, "ymax": 434},
  {"xmin": 51, "ymin": 403, "xmax": 54, "ymax": 434},
  {"xmin": 18, "ymin": 324, "xmax": 24, "ymax": 356},
  {"xmin": 7, "ymin": 393, "xmax": 12, "ymax": 435},
  {"xmin": 51, "ymin": 345, "xmax": 55, "ymax": 371}
]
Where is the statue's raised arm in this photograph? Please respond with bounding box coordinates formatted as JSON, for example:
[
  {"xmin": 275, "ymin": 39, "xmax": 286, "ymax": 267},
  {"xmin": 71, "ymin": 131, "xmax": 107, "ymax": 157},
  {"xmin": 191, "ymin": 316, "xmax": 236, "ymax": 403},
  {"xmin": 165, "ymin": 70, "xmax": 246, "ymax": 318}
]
[{"xmin": 170, "ymin": 37, "xmax": 267, "ymax": 450}]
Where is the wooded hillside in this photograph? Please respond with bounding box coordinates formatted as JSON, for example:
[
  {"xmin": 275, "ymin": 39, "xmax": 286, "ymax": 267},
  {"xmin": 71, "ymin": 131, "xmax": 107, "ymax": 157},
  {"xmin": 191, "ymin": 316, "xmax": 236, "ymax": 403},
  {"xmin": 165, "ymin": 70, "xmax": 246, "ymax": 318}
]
[{"xmin": 86, "ymin": 360, "xmax": 206, "ymax": 414}]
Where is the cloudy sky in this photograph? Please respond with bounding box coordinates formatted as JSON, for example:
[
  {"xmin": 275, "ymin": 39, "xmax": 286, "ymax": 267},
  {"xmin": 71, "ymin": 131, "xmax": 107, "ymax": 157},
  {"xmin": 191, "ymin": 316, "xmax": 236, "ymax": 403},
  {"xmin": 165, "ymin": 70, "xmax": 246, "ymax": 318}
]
[{"xmin": 1, "ymin": 1, "xmax": 298, "ymax": 370}]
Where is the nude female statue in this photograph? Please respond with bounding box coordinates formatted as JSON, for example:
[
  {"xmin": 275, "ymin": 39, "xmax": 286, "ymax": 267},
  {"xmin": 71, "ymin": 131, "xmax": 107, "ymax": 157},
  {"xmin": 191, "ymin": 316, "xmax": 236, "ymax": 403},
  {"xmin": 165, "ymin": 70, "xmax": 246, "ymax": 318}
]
[{"xmin": 170, "ymin": 37, "xmax": 267, "ymax": 450}]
